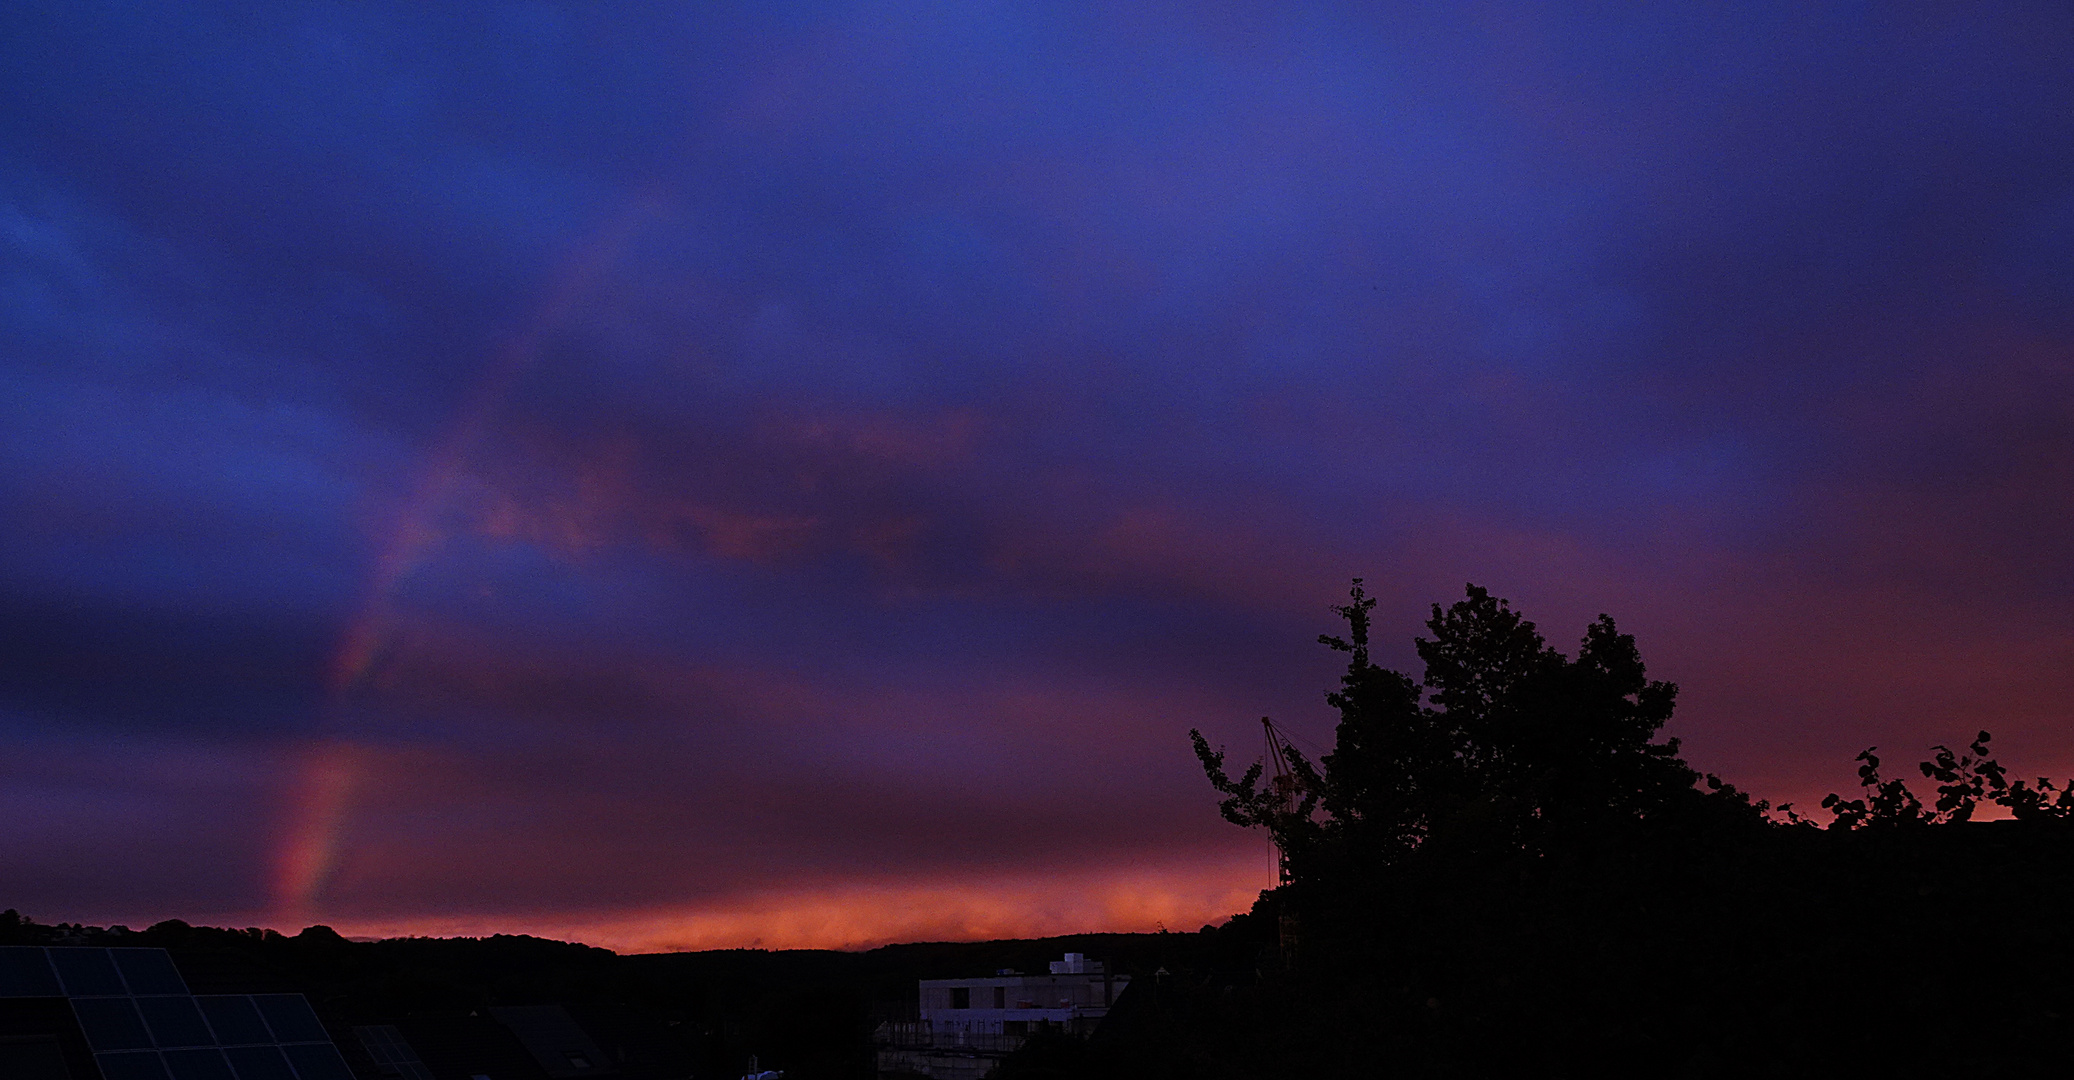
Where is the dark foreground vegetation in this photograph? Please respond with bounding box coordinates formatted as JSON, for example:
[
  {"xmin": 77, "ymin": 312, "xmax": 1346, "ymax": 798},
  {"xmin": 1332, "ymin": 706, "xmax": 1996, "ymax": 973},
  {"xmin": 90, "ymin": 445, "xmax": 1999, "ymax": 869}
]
[
  {"xmin": 1012, "ymin": 581, "xmax": 2074, "ymax": 1078},
  {"xmin": 0, "ymin": 911, "xmax": 1263, "ymax": 1079},
  {"xmin": 11, "ymin": 582, "xmax": 2071, "ymax": 1078}
]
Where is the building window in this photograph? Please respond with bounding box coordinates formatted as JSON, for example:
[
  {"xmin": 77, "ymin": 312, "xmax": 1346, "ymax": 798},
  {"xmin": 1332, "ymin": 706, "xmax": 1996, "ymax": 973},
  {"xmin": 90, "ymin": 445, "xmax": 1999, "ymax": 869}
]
[
  {"xmin": 950, "ymin": 987, "xmax": 969, "ymax": 1009},
  {"xmin": 993, "ymin": 987, "xmax": 1006, "ymax": 1009},
  {"xmin": 1003, "ymin": 1021, "xmax": 1027, "ymax": 1036}
]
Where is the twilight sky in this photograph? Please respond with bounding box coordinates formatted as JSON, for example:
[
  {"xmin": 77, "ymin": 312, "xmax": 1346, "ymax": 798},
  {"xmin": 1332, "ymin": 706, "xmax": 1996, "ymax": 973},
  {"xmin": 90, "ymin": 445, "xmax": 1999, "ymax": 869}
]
[{"xmin": 3, "ymin": 2, "xmax": 2072, "ymax": 951}]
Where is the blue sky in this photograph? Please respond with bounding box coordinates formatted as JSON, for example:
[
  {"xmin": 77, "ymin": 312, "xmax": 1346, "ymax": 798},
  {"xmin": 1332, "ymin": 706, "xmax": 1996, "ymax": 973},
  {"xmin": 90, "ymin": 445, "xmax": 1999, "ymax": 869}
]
[{"xmin": 3, "ymin": 1, "xmax": 2071, "ymax": 948}]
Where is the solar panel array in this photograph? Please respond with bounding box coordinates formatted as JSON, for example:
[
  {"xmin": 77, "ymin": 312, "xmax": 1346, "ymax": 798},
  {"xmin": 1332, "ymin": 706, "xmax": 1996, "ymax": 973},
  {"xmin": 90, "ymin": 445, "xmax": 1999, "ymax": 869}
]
[
  {"xmin": 352, "ymin": 1025, "xmax": 434, "ymax": 1080},
  {"xmin": 0, "ymin": 947, "xmax": 357, "ymax": 1080}
]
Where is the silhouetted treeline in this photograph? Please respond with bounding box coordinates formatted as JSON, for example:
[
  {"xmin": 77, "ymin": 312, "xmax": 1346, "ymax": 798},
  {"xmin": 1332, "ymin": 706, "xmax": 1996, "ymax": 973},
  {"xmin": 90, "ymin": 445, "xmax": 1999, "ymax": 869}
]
[
  {"xmin": 1001, "ymin": 581, "xmax": 2074, "ymax": 1078},
  {"xmin": 0, "ymin": 911, "xmax": 1267, "ymax": 1079},
  {"xmin": 15, "ymin": 582, "xmax": 2074, "ymax": 1077}
]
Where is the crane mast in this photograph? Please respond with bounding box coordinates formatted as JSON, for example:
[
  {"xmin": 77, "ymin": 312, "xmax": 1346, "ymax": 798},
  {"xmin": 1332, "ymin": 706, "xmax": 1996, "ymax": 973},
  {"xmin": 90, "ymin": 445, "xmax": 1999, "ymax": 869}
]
[{"xmin": 1261, "ymin": 716, "xmax": 1302, "ymax": 886}]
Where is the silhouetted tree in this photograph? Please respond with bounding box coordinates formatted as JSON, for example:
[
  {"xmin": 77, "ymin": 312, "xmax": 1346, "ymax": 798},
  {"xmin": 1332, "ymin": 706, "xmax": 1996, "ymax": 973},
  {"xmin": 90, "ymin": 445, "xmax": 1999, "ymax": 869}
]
[
  {"xmin": 1192, "ymin": 580, "xmax": 1755, "ymax": 884},
  {"xmin": 1158, "ymin": 583, "xmax": 2074, "ymax": 1079},
  {"xmin": 1821, "ymin": 729, "xmax": 2074, "ymax": 827}
]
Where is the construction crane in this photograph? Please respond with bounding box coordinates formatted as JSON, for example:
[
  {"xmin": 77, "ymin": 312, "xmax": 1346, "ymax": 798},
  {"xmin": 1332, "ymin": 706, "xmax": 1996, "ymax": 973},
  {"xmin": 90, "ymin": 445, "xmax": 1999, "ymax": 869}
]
[{"xmin": 1261, "ymin": 716, "xmax": 1304, "ymax": 886}]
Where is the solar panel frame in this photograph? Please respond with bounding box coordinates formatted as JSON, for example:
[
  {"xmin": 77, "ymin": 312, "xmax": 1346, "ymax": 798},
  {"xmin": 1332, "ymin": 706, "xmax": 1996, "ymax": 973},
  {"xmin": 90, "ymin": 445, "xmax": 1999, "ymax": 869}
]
[
  {"xmin": 196, "ymin": 995, "xmax": 274, "ymax": 1046},
  {"xmin": 138, "ymin": 995, "xmax": 217, "ymax": 1049},
  {"xmin": 163, "ymin": 1046, "xmax": 237, "ymax": 1080},
  {"xmin": 49, "ymin": 948, "xmax": 127, "ymax": 996},
  {"xmin": 281, "ymin": 1041, "xmax": 358, "ymax": 1080},
  {"xmin": 356, "ymin": 1023, "xmax": 409, "ymax": 1061},
  {"xmin": 95, "ymin": 1050, "xmax": 174, "ymax": 1080},
  {"xmin": 356, "ymin": 1023, "xmax": 437, "ymax": 1080},
  {"xmin": 13, "ymin": 944, "xmax": 358, "ymax": 1080},
  {"xmin": 111, "ymin": 949, "xmax": 190, "ymax": 996},
  {"xmin": 72, "ymin": 996, "xmax": 155, "ymax": 1051},
  {"xmin": 221, "ymin": 1043, "xmax": 297, "ymax": 1080},
  {"xmin": 0, "ymin": 946, "xmax": 63, "ymax": 997},
  {"xmin": 251, "ymin": 994, "xmax": 329, "ymax": 1043}
]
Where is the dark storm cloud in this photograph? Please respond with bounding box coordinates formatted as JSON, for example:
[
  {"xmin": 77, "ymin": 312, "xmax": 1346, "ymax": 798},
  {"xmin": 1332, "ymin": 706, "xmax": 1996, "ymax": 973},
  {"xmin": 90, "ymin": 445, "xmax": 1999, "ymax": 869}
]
[{"xmin": 2, "ymin": 2, "xmax": 2071, "ymax": 939}]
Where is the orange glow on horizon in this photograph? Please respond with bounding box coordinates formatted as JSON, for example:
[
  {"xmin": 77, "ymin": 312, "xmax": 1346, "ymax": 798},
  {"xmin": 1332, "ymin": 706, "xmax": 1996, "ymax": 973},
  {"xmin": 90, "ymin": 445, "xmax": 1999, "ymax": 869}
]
[{"xmin": 265, "ymin": 861, "xmax": 1277, "ymax": 954}]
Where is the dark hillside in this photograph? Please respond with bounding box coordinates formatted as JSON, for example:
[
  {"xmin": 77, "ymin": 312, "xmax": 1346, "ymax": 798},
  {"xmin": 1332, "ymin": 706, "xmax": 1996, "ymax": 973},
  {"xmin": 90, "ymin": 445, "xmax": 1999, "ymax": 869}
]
[{"xmin": 0, "ymin": 913, "xmax": 1272, "ymax": 1078}]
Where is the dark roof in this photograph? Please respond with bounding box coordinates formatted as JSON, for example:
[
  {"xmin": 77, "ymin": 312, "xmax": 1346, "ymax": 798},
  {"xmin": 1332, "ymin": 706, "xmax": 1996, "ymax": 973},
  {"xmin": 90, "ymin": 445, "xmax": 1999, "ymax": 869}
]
[
  {"xmin": 557, "ymin": 1003, "xmax": 700, "ymax": 1080},
  {"xmin": 489, "ymin": 1006, "xmax": 615, "ymax": 1078},
  {"xmin": 391, "ymin": 1014, "xmax": 553, "ymax": 1080}
]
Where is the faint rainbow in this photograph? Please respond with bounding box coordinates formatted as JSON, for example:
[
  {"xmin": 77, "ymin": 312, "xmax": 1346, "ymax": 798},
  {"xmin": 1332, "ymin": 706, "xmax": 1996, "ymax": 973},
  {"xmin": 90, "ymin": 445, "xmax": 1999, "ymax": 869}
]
[{"xmin": 270, "ymin": 203, "xmax": 661, "ymax": 926}]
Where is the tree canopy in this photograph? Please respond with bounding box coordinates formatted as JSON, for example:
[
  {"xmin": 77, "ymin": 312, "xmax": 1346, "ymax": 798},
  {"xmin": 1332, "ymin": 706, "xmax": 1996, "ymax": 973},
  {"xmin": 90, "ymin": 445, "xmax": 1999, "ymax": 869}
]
[
  {"xmin": 1195, "ymin": 579, "xmax": 2074, "ymax": 876},
  {"xmin": 1104, "ymin": 581, "xmax": 2074, "ymax": 1078},
  {"xmin": 1192, "ymin": 581, "xmax": 1760, "ymax": 883}
]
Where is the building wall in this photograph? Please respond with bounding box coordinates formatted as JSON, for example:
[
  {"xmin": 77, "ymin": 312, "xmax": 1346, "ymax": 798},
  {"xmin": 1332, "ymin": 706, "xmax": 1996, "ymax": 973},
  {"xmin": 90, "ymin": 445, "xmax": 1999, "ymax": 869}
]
[
  {"xmin": 878, "ymin": 960, "xmax": 1130, "ymax": 1078},
  {"xmin": 918, "ymin": 974, "xmax": 1121, "ymax": 1015},
  {"xmin": 916, "ymin": 974, "xmax": 1127, "ymax": 1037}
]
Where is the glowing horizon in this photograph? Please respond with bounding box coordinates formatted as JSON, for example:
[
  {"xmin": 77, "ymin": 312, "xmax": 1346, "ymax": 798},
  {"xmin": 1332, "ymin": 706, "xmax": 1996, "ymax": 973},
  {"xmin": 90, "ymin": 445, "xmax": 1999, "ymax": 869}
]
[
  {"xmin": 84, "ymin": 856, "xmax": 1280, "ymax": 955},
  {"xmin": 4, "ymin": 3, "xmax": 2071, "ymax": 942}
]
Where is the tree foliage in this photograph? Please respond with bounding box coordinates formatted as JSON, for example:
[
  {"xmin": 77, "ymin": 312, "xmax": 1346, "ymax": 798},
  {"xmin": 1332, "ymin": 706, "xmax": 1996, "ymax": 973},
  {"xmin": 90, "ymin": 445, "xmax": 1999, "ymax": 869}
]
[
  {"xmin": 1160, "ymin": 580, "xmax": 2074, "ymax": 1079},
  {"xmin": 1820, "ymin": 730, "xmax": 2074, "ymax": 828},
  {"xmin": 1192, "ymin": 580, "xmax": 1752, "ymax": 885}
]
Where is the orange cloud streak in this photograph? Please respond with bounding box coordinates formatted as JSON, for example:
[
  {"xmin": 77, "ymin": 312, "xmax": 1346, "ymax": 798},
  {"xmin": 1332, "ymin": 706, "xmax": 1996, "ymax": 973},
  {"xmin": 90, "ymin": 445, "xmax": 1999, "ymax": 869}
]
[{"xmin": 289, "ymin": 858, "xmax": 1277, "ymax": 953}]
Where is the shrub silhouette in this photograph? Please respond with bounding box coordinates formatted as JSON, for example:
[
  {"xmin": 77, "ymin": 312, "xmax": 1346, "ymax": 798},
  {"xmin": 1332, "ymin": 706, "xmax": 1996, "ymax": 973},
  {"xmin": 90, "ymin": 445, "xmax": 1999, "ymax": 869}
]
[{"xmin": 1820, "ymin": 729, "xmax": 2074, "ymax": 828}]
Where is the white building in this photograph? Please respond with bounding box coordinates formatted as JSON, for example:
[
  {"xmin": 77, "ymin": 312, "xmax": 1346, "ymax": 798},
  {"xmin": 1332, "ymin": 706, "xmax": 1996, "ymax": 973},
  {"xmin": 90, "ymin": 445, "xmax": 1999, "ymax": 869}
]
[{"xmin": 877, "ymin": 954, "xmax": 1130, "ymax": 1079}]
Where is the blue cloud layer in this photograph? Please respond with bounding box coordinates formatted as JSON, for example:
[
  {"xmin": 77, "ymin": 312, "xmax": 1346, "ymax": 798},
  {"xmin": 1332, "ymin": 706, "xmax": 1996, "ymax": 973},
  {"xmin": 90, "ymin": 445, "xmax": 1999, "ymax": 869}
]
[{"xmin": 3, "ymin": 1, "xmax": 2071, "ymax": 929}]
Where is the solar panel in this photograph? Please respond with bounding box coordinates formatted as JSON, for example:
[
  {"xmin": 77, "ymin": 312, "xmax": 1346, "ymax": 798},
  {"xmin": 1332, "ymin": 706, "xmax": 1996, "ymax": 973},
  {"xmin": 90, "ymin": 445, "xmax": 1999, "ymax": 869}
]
[
  {"xmin": 251, "ymin": 994, "xmax": 328, "ymax": 1043},
  {"xmin": 0, "ymin": 947, "xmax": 62, "ymax": 997},
  {"xmin": 163, "ymin": 1047, "xmax": 237, "ymax": 1080},
  {"xmin": 490, "ymin": 1004, "xmax": 613, "ymax": 1077},
  {"xmin": 11, "ymin": 945, "xmax": 356, "ymax": 1080},
  {"xmin": 281, "ymin": 1041, "xmax": 358, "ymax": 1080},
  {"xmin": 95, "ymin": 1050, "xmax": 174, "ymax": 1080},
  {"xmin": 50, "ymin": 948, "xmax": 126, "ymax": 996},
  {"xmin": 113, "ymin": 949, "xmax": 190, "ymax": 995},
  {"xmin": 138, "ymin": 995, "xmax": 217, "ymax": 1048},
  {"xmin": 197, "ymin": 995, "xmax": 273, "ymax": 1046},
  {"xmin": 356, "ymin": 1024, "xmax": 437, "ymax": 1080},
  {"xmin": 221, "ymin": 1043, "xmax": 297, "ymax": 1080},
  {"xmin": 73, "ymin": 996, "xmax": 155, "ymax": 1050}
]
